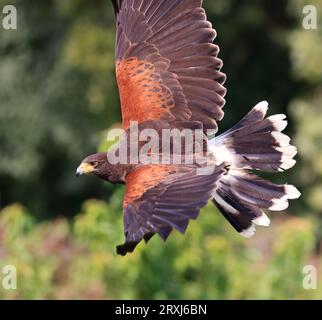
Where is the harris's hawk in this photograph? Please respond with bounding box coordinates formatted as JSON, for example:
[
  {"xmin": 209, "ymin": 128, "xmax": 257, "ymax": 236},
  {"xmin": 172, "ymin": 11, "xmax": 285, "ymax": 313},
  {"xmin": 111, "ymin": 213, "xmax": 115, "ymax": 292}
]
[{"xmin": 77, "ymin": 0, "xmax": 300, "ymax": 256}]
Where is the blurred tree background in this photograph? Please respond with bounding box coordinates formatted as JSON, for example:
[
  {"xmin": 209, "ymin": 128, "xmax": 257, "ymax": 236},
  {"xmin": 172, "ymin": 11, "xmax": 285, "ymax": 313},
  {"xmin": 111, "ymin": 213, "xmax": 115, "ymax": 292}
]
[{"xmin": 0, "ymin": 0, "xmax": 321, "ymax": 299}]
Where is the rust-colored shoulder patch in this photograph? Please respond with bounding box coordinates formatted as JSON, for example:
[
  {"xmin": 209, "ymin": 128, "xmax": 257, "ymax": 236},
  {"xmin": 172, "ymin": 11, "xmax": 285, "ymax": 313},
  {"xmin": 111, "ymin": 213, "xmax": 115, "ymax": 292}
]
[
  {"xmin": 116, "ymin": 57, "xmax": 176, "ymax": 130},
  {"xmin": 124, "ymin": 165, "xmax": 177, "ymax": 208}
]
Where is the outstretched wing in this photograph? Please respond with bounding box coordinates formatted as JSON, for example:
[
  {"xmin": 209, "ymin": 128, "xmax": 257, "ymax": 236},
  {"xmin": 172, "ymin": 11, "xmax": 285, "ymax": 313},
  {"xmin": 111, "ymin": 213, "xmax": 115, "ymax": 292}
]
[
  {"xmin": 117, "ymin": 164, "xmax": 226, "ymax": 256},
  {"xmin": 111, "ymin": 0, "xmax": 227, "ymax": 132}
]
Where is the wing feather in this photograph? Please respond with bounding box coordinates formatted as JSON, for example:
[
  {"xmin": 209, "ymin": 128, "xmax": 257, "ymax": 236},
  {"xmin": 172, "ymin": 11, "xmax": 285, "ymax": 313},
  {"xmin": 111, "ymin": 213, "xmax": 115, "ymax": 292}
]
[
  {"xmin": 117, "ymin": 163, "xmax": 226, "ymax": 256},
  {"xmin": 112, "ymin": 0, "xmax": 227, "ymax": 132}
]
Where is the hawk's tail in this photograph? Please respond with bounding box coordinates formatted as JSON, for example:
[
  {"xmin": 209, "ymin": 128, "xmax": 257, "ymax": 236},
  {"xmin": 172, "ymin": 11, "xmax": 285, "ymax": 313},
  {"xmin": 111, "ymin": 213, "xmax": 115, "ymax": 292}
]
[{"xmin": 209, "ymin": 101, "xmax": 301, "ymax": 237}]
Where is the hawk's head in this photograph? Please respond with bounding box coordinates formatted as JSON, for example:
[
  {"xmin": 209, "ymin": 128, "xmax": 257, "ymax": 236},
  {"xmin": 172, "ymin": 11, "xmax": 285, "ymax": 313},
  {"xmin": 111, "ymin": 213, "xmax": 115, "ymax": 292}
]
[
  {"xmin": 76, "ymin": 152, "xmax": 127, "ymax": 184},
  {"xmin": 77, "ymin": 153, "xmax": 109, "ymax": 178}
]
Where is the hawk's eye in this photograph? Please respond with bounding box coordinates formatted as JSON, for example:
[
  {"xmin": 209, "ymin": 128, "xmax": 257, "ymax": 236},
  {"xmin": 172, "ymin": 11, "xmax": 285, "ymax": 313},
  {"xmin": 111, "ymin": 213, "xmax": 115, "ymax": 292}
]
[{"xmin": 90, "ymin": 161, "xmax": 99, "ymax": 167}]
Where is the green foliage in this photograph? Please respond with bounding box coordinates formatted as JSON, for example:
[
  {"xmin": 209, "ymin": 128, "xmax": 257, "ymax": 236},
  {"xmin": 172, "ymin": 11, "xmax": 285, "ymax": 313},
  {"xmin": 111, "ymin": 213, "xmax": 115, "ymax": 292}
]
[
  {"xmin": 0, "ymin": 0, "xmax": 119, "ymax": 215},
  {"xmin": 288, "ymin": 0, "xmax": 322, "ymax": 84},
  {"xmin": 287, "ymin": 0, "xmax": 322, "ymax": 221},
  {"xmin": 0, "ymin": 203, "xmax": 320, "ymax": 300}
]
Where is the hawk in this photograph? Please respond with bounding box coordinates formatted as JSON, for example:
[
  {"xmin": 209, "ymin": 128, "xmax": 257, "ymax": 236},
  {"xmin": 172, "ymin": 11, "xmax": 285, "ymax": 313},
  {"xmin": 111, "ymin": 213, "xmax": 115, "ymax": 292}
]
[{"xmin": 77, "ymin": 0, "xmax": 300, "ymax": 256}]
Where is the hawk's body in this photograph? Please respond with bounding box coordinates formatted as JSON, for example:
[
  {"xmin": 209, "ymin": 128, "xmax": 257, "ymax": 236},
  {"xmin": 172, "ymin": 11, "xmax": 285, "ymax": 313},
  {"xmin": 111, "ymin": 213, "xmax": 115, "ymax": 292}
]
[{"xmin": 77, "ymin": 0, "xmax": 300, "ymax": 255}]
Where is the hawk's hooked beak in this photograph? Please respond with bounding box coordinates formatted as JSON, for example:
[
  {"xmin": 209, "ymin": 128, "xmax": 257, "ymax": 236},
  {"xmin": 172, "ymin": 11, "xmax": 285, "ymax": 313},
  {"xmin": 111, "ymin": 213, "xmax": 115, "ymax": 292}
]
[{"xmin": 76, "ymin": 162, "xmax": 95, "ymax": 177}]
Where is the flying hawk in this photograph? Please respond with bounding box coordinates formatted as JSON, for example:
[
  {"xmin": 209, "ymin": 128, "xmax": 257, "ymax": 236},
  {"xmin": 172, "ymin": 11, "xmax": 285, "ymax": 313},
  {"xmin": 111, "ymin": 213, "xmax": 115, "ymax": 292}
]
[{"xmin": 77, "ymin": 0, "xmax": 300, "ymax": 256}]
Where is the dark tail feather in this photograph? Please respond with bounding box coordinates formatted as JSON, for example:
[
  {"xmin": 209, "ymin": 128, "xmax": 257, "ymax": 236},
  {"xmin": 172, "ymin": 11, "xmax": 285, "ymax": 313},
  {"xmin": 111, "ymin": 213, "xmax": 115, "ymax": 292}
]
[
  {"xmin": 210, "ymin": 101, "xmax": 301, "ymax": 237},
  {"xmin": 212, "ymin": 170, "xmax": 300, "ymax": 237},
  {"xmin": 211, "ymin": 101, "xmax": 297, "ymax": 172}
]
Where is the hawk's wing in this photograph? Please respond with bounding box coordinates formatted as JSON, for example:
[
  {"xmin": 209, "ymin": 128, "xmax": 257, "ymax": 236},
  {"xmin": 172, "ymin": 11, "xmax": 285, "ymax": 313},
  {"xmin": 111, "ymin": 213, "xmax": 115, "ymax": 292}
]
[
  {"xmin": 117, "ymin": 163, "xmax": 226, "ymax": 255},
  {"xmin": 111, "ymin": 0, "xmax": 227, "ymax": 132}
]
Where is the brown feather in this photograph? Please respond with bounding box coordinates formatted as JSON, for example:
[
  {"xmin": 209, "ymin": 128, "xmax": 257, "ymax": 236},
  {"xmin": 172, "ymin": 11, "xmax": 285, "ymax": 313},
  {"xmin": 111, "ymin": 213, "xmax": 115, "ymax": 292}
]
[
  {"xmin": 124, "ymin": 165, "xmax": 176, "ymax": 207},
  {"xmin": 116, "ymin": 58, "xmax": 177, "ymax": 130},
  {"xmin": 117, "ymin": 163, "xmax": 227, "ymax": 256},
  {"xmin": 113, "ymin": 0, "xmax": 227, "ymax": 132}
]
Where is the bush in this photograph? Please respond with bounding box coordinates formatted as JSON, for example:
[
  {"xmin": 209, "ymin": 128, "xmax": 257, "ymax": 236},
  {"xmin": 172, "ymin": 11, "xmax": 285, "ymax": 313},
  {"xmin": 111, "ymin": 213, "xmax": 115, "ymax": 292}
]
[{"xmin": 0, "ymin": 200, "xmax": 320, "ymax": 299}]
